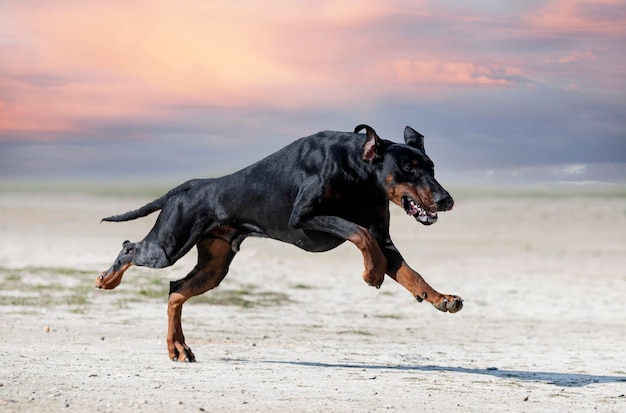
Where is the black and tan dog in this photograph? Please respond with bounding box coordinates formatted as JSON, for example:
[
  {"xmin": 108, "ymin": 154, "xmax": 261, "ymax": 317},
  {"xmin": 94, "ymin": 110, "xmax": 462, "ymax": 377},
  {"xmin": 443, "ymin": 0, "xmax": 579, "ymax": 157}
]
[{"xmin": 97, "ymin": 124, "xmax": 463, "ymax": 361}]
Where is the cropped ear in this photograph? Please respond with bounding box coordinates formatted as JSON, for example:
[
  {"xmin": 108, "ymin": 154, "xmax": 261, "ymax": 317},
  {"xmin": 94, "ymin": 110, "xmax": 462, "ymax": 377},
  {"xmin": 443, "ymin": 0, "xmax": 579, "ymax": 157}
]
[
  {"xmin": 354, "ymin": 124, "xmax": 382, "ymax": 162},
  {"xmin": 404, "ymin": 126, "xmax": 425, "ymax": 152}
]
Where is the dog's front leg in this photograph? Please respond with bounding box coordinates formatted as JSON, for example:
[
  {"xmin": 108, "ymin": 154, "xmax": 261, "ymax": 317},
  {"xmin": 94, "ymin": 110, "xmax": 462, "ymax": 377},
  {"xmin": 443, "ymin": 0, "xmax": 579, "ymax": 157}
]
[
  {"xmin": 345, "ymin": 224, "xmax": 388, "ymax": 288},
  {"xmin": 289, "ymin": 186, "xmax": 387, "ymax": 288},
  {"xmin": 388, "ymin": 261, "xmax": 463, "ymax": 313},
  {"xmin": 294, "ymin": 216, "xmax": 387, "ymax": 288}
]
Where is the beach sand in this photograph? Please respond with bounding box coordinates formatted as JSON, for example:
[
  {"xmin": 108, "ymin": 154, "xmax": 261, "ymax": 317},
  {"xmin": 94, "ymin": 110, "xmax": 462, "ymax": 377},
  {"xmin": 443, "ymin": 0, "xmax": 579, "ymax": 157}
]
[{"xmin": 1, "ymin": 187, "xmax": 625, "ymax": 412}]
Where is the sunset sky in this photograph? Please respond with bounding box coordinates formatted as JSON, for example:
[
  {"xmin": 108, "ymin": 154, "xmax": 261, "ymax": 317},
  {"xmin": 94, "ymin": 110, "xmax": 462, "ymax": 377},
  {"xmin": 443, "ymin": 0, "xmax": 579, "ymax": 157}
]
[{"xmin": 1, "ymin": 0, "xmax": 625, "ymax": 184}]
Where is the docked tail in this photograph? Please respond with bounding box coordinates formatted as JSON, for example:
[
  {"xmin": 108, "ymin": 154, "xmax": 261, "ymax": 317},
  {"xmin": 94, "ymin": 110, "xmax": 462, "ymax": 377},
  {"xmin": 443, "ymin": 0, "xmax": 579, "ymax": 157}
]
[
  {"xmin": 102, "ymin": 199, "xmax": 163, "ymax": 222},
  {"xmin": 101, "ymin": 179, "xmax": 203, "ymax": 222}
]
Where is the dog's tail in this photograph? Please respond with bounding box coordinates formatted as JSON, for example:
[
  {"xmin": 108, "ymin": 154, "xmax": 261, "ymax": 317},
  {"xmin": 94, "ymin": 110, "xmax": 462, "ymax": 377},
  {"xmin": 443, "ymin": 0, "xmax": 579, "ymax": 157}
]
[
  {"xmin": 101, "ymin": 199, "xmax": 163, "ymax": 222},
  {"xmin": 102, "ymin": 179, "xmax": 202, "ymax": 222}
]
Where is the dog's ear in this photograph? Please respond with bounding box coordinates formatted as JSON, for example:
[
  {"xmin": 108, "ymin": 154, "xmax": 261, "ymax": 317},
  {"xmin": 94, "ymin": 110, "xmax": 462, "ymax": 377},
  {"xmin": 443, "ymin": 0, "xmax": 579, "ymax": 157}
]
[
  {"xmin": 355, "ymin": 124, "xmax": 382, "ymax": 162},
  {"xmin": 404, "ymin": 126, "xmax": 425, "ymax": 152}
]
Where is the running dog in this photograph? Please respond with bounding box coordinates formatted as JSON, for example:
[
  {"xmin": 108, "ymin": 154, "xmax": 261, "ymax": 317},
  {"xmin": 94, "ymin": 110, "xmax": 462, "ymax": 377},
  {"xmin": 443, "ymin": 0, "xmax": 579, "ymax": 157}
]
[{"xmin": 96, "ymin": 124, "xmax": 462, "ymax": 361}]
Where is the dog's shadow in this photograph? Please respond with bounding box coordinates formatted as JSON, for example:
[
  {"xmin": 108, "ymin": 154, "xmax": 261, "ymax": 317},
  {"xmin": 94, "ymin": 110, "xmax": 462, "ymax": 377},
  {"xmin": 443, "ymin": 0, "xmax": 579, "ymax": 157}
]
[{"xmin": 222, "ymin": 358, "xmax": 626, "ymax": 388}]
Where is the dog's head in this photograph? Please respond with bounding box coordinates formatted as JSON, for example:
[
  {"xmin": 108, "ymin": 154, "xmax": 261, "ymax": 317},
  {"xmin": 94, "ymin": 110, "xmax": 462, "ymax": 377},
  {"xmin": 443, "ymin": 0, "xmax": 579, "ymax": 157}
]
[{"xmin": 355, "ymin": 124, "xmax": 454, "ymax": 225}]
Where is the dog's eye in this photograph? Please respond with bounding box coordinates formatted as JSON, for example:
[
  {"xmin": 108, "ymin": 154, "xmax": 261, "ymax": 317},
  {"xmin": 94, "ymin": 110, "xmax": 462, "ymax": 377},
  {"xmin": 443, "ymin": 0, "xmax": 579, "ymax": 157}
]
[{"xmin": 402, "ymin": 164, "xmax": 414, "ymax": 173}]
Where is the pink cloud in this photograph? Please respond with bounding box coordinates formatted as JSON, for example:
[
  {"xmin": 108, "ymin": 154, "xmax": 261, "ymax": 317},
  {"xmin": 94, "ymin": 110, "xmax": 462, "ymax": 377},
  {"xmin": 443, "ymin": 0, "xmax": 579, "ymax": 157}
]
[
  {"xmin": 7, "ymin": 2, "xmax": 297, "ymax": 95},
  {"xmin": 319, "ymin": 0, "xmax": 396, "ymax": 23},
  {"xmin": 379, "ymin": 60, "xmax": 522, "ymax": 87},
  {"xmin": 1, "ymin": 1, "xmax": 421, "ymax": 140},
  {"xmin": 552, "ymin": 49, "xmax": 596, "ymax": 64},
  {"xmin": 0, "ymin": 2, "xmax": 300, "ymax": 140},
  {"xmin": 525, "ymin": 0, "xmax": 626, "ymax": 35},
  {"xmin": 1, "ymin": 0, "xmax": 623, "ymax": 142}
]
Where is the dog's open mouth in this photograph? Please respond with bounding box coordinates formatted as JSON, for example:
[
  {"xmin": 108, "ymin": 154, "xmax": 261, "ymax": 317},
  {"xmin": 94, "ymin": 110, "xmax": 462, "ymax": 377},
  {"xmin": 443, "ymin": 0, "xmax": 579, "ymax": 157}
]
[{"xmin": 402, "ymin": 196, "xmax": 438, "ymax": 225}]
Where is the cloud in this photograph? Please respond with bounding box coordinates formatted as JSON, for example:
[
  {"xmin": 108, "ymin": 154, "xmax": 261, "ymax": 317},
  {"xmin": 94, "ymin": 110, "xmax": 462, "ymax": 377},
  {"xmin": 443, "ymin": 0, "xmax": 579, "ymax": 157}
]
[
  {"xmin": 375, "ymin": 60, "xmax": 523, "ymax": 87},
  {"xmin": 525, "ymin": 0, "xmax": 626, "ymax": 35},
  {"xmin": 0, "ymin": 0, "xmax": 624, "ymax": 182},
  {"xmin": 549, "ymin": 49, "xmax": 596, "ymax": 64},
  {"xmin": 0, "ymin": 0, "xmax": 532, "ymax": 141},
  {"xmin": 1, "ymin": 2, "xmax": 327, "ymax": 137},
  {"xmin": 444, "ymin": 162, "xmax": 626, "ymax": 185},
  {"xmin": 553, "ymin": 164, "xmax": 587, "ymax": 176}
]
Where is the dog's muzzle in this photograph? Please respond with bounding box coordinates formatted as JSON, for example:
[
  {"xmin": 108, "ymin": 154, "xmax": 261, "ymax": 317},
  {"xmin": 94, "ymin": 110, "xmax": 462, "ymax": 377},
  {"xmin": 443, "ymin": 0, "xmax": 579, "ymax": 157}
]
[{"xmin": 402, "ymin": 196, "xmax": 438, "ymax": 225}]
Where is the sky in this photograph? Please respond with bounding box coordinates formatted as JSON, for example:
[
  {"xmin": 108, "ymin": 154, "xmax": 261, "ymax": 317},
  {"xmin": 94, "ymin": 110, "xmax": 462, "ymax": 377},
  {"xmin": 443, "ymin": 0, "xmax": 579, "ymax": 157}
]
[{"xmin": 1, "ymin": 0, "xmax": 625, "ymax": 185}]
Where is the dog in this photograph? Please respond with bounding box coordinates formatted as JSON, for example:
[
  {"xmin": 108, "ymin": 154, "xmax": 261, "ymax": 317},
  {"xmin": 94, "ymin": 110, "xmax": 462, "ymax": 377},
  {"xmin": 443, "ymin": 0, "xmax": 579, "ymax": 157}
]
[{"xmin": 96, "ymin": 124, "xmax": 462, "ymax": 362}]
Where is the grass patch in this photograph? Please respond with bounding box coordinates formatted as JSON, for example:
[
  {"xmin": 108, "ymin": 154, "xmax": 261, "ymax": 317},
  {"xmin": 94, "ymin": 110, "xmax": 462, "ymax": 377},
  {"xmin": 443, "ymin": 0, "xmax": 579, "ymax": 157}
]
[
  {"xmin": 6, "ymin": 273, "xmax": 21, "ymax": 282},
  {"xmin": 190, "ymin": 288, "xmax": 292, "ymax": 308},
  {"xmin": 138, "ymin": 287, "xmax": 168, "ymax": 299},
  {"xmin": 0, "ymin": 266, "xmax": 293, "ymax": 310},
  {"xmin": 118, "ymin": 274, "xmax": 292, "ymax": 308},
  {"xmin": 0, "ymin": 266, "xmax": 93, "ymax": 309},
  {"xmin": 3, "ymin": 294, "xmax": 89, "ymax": 307},
  {"xmin": 373, "ymin": 314, "xmax": 403, "ymax": 320},
  {"xmin": 131, "ymin": 275, "xmax": 170, "ymax": 299},
  {"xmin": 337, "ymin": 330, "xmax": 373, "ymax": 336}
]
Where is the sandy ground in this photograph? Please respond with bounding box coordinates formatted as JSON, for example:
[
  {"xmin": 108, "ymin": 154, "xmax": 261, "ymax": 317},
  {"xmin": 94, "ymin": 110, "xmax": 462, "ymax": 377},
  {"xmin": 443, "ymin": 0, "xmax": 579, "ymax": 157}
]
[{"xmin": 0, "ymin": 188, "xmax": 625, "ymax": 412}]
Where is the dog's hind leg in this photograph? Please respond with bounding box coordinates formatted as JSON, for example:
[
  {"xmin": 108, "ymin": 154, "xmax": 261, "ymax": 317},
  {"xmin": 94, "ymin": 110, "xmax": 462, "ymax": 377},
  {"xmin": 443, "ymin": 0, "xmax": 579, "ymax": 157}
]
[
  {"xmin": 97, "ymin": 198, "xmax": 215, "ymax": 290},
  {"xmin": 96, "ymin": 240, "xmax": 137, "ymax": 289},
  {"xmin": 167, "ymin": 236, "xmax": 236, "ymax": 362},
  {"xmin": 95, "ymin": 238, "xmax": 175, "ymax": 290}
]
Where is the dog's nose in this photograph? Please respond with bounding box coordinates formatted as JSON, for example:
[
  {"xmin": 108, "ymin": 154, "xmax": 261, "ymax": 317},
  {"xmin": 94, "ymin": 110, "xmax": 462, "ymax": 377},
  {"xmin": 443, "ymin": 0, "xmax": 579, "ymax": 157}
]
[
  {"xmin": 436, "ymin": 193, "xmax": 454, "ymax": 211},
  {"xmin": 445, "ymin": 197, "xmax": 454, "ymax": 211}
]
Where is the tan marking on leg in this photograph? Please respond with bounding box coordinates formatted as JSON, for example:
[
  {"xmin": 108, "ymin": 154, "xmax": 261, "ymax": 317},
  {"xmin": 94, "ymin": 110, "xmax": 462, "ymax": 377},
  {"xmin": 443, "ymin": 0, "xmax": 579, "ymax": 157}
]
[
  {"xmin": 167, "ymin": 237, "xmax": 235, "ymax": 362},
  {"xmin": 95, "ymin": 263, "xmax": 132, "ymax": 290},
  {"xmin": 388, "ymin": 262, "xmax": 463, "ymax": 313},
  {"xmin": 347, "ymin": 226, "xmax": 387, "ymax": 288}
]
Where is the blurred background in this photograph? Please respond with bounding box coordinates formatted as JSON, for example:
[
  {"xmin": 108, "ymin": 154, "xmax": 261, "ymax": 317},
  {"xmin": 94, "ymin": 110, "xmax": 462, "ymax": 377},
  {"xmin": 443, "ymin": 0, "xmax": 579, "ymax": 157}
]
[{"xmin": 1, "ymin": 0, "xmax": 625, "ymax": 189}]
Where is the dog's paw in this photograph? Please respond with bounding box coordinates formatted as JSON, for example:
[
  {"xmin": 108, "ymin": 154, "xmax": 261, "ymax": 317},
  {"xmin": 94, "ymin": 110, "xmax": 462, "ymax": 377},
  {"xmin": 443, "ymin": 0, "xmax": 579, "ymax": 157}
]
[
  {"xmin": 95, "ymin": 264, "xmax": 130, "ymax": 290},
  {"xmin": 362, "ymin": 270, "xmax": 385, "ymax": 289},
  {"xmin": 433, "ymin": 294, "xmax": 463, "ymax": 313},
  {"xmin": 169, "ymin": 340, "xmax": 196, "ymax": 363}
]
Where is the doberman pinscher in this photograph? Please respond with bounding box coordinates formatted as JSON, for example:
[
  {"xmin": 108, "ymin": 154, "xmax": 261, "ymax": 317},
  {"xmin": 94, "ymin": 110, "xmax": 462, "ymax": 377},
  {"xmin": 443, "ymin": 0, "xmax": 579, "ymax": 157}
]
[{"xmin": 96, "ymin": 124, "xmax": 462, "ymax": 362}]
